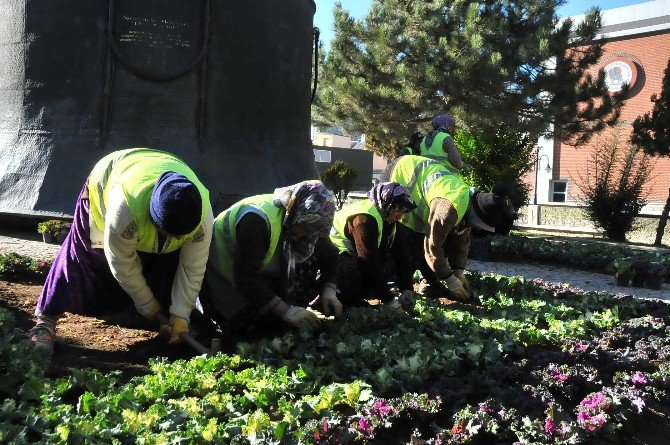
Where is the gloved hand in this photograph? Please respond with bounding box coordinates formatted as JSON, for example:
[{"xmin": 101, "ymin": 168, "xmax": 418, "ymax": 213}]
[
  {"xmin": 159, "ymin": 314, "xmax": 189, "ymax": 344},
  {"xmin": 282, "ymin": 305, "xmax": 321, "ymax": 330},
  {"xmin": 383, "ymin": 298, "xmax": 404, "ymax": 312},
  {"xmin": 445, "ymin": 274, "xmax": 470, "ymax": 301},
  {"xmin": 398, "ymin": 290, "xmax": 416, "ymax": 306},
  {"xmin": 135, "ymin": 298, "xmax": 162, "ymax": 321},
  {"xmin": 320, "ymin": 285, "xmax": 343, "ymax": 317},
  {"xmin": 453, "ymin": 269, "xmax": 470, "ymax": 291}
]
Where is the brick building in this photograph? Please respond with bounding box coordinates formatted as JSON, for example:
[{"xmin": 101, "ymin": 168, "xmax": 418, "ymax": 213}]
[{"xmin": 532, "ymin": 0, "xmax": 670, "ymax": 212}]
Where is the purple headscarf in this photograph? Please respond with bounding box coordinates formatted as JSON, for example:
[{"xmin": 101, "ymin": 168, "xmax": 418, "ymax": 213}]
[
  {"xmin": 367, "ymin": 182, "xmax": 416, "ymax": 218},
  {"xmin": 424, "ymin": 114, "xmax": 457, "ymax": 148},
  {"xmin": 273, "ymin": 180, "xmax": 336, "ymax": 262}
]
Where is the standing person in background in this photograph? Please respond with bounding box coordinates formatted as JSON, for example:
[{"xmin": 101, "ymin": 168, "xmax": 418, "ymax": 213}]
[
  {"xmin": 420, "ymin": 114, "xmax": 464, "ymax": 173},
  {"xmin": 29, "ymin": 148, "xmax": 213, "ymax": 353},
  {"xmin": 202, "ymin": 180, "xmax": 339, "ymax": 335},
  {"xmin": 396, "ymin": 131, "xmax": 424, "ymax": 157},
  {"xmin": 383, "ymin": 155, "xmax": 516, "ymax": 301},
  {"xmin": 330, "ymin": 182, "xmax": 417, "ymax": 309}
]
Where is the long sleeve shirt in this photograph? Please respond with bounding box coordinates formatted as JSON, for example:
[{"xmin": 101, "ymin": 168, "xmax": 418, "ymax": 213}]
[
  {"xmin": 345, "ymin": 214, "xmax": 396, "ymax": 302},
  {"xmin": 95, "ymin": 186, "xmax": 213, "ymax": 320},
  {"xmin": 233, "ymin": 213, "xmax": 339, "ymax": 311}
]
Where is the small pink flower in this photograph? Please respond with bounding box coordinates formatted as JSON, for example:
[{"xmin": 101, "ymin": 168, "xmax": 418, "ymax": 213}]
[
  {"xmin": 373, "ymin": 400, "xmax": 391, "ymax": 416},
  {"xmin": 322, "ymin": 419, "xmax": 329, "ymax": 433},
  {"xmin": 580, "ymin": 392, "xmax": 608, "ymax": 410},
  {"xmin": 357, "ymin": 418, "xmax": 374, "ymax": 436},
  {"xmin": 631, "ymin": 372, "xmax": 648, "ymax": 387},
  {"xmin": 572, "ymin": 342, "xmax": 589, "ymax": 352},
  {"xmin": 480, "ymin": 403, "xmax": 493, "ymax": 413},
  {"xmin": 551, "ymin": 370, "xmax": 569, "ymax": 382},
  {"xmin": 544, "ymin": 417, "xmax": 557, "ymax": 436},
  {"xmin": 578, "ymin": 412, "xmax": 606, "ymax": 432}
]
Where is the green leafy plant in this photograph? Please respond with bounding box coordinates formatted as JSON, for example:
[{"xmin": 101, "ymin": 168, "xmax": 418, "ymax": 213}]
[
  {"xmin": 320, "ymin": 161, "xmax": 358, "ymax": 209},
  {"xmin": 0, "ymin": 252, "xmax": 51, "ymax": 282},
  {"xmin": 37, "ymin": 219, "xmax": 72, "ymax": 236},
  {"xmin": 577, "ymin": 129, "xmax": 652, "ymax": 241},
  {"xmin": 455, "ymin": 127, "xmax": 535, "ymax": 209}
]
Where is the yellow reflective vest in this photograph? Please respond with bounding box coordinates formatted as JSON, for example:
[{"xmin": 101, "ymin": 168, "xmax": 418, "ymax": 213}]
[
  {"xmin": 420, "ymin": 132, "xmax": 460, "ymax": 173},
  {"xmin": 330, "ymin": 199, "xmax": 388, "ymax": 255},
  {"xmin": 390, "ymin": 155, "xmax": 470, "ymax": 233},
  {"xmin": 212, "ymin": 194, "xmax": 283, "ymax": 285},
  {"xmin": 88, "ymin": 148, "xmax": 210, "ymax": 253}
]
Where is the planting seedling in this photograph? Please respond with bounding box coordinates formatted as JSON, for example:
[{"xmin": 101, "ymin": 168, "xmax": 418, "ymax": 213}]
[{"xmin": 645, "ymin": 262, "xmax": 667, "ymax": 290}]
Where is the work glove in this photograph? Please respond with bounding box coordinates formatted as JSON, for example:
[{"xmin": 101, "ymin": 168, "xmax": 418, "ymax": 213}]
[
  {"xmin": 453, "ymin": 269, "xmax": 470, "ymax": 291},
  {"xmin": 282, "ymin": 305, "xmax": 321, "ymax": 330},
  {"xmin": 159, "ymin": 314, "xmax": 189, "ymax": 344},
  {"xmin": 320, "ymin": 285, "xmax": 343, "ymax": 317},
  {"xmin": 383, "ymin": 298, "xmax": 404, "ymax": 312},
  {"xmin": 445, "ymin": 274, "xmax": 470, "ymax": 302},
  {"xmin": 135, "ymin": 298, "xmax": 162, "ymax": 321}
]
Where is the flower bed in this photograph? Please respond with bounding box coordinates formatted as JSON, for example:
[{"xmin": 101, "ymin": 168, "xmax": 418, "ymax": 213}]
[
  {"xmin": 0, "ymin": 252, "xmax": 52, "ymax": 283},
  {"xmin": 489, "ymin": 234, "xmax": 670, "ymax": 277},
  {"xmin": 1, "ymin": 274, "xmax": 669, "ymax": 444}
]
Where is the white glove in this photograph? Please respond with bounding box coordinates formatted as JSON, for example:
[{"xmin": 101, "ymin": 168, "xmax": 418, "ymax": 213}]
[
  {"xmin": 399, "ymin": 290, "xmax": 416, "ymax": 306},
  {"xmin": 384, "ymin": 298, "xmax": 402, "ymax": 310},
  {"xmin": 445, "ymin": 274, "xmax": 469, "ymax": 301},
  {"xmin": 453, "ymin": 269, "xmax": 470, "ymax": 291},
  {"xmin": 321, "ymin": 285, "xmax": 343, "ymax": 317},
  {"xmin": 282, "ymin": 305, "xmax": 321, "ymax": 330}
]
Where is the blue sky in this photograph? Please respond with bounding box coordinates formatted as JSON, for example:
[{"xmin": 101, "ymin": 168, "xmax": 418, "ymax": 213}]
[{"xmin": 314, "ymin": 0, "xmax": 645, "ymax": 50}]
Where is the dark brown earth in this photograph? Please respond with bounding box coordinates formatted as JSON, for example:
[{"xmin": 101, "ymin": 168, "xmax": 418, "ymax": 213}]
[{"xmin": 1, "ymin": 280, "xmax": 669, "ymax": 443}]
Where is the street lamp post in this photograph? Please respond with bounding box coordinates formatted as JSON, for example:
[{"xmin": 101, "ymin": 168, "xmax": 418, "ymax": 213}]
[{"xmin": 533, "ymin": 151, "xmax": 552, "ymax": 205}]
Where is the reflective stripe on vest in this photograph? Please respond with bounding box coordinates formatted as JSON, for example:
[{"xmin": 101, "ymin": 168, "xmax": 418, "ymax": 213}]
[
  {"xmin": 420, "ymin": 132, "xmax": 460, "ymax": 173},
  {"xmin": 390, "ymin": 155, "xmax": 470, "ymax": 233},
  {"xmin": 330, "ymin": 199, "xmax": 385, "ymax": 255},
  {"xmin": 213, "ymin": 194, "xmax": 283, "ymax": 285},
  {"xmin": 88, "ymin": 148, "xmax": 210, "ymax": 253}
]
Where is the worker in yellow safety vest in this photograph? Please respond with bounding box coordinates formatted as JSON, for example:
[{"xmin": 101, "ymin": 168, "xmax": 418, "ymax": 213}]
[
  {"xmin": 201, "ymin": 180, "xmax": 340, "ymax": 334},
  {"xmin": 30, "ymin": 148, "xmax": 213, "ymax": 354},
  {"xmin": 420, "ymin": 114, "xmax": 464, "ymax": 173},
  {"xmin": 384, "ymin": 155, "xmax": 516, "ymax": 301},
  {"xmin": 330, "ymin": 182, "xmax": 417, "ymax": 309}
]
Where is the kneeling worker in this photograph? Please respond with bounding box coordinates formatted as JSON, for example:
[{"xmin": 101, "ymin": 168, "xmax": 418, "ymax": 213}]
[
  {"xmin": 330, "ymin": 182, "xmax": 417, "ymax": 308},
  {"xmin": 30, "ymin": 148, "xmax": 213, "ymax": 353},
  {"xmin": 383, "ymin": 155, "xmax": 516, "ymax": 300},
  {"xmin": 202, "ymin": 180, "xmax": 340, "ymax": 334}
]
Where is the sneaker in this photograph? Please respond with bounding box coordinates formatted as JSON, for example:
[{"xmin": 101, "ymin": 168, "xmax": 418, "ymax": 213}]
[{"xmin": 29, "ymin": 324, "xmax": 55, "ymax": 355}]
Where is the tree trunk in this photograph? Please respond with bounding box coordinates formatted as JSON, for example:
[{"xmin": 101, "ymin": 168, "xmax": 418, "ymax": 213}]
[{"xmin": 654, "ymin": 188, "xmax": 670, "ymax": 246}]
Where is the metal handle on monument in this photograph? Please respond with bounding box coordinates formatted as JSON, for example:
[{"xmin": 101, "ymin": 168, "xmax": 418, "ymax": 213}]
[{"xmin": 311, "ymin": 26, "xmax": 320, "ymax": 103}]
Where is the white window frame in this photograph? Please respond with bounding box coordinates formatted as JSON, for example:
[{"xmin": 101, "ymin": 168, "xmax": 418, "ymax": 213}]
[
  {"xmin": 313, "ymin": 149, "xmax": 332, "ymax": 163},
  {"xmin": 551, "ymin": 180, "xmax": 568, "ymax": 203}
]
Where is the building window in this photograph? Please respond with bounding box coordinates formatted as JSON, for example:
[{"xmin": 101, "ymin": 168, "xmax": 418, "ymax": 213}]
[
  {"xmin": 551, "ymin": 180, "xmax": 568, "ymax": 202},
  {"xmin": 314, "ymin": 149, "xmax": 332, "ymax": 163}
]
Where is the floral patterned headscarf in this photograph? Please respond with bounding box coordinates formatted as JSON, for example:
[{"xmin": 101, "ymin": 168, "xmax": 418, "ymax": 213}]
[
  {"xmin": 273, "ymin": 180, "xmax": 336, "ymax": 263},
  {"xmin": 367, "ymin": 182, "xmax": 416, "ymax": 219}
]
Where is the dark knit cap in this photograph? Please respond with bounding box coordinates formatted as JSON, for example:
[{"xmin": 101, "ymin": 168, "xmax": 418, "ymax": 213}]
[
  {"xmin": 149, "ymin": 172, "xmax": 202, "ymax": 236},
  {"xmin": 472, "ymin": 184, "xmax": 517, "ymax": 235}
]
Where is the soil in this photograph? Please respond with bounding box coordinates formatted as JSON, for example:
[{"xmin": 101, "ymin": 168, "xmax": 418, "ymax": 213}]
[
  {"xmin": 2, "ymin": 280, "xmax": 670, "ymax": 444},
  {"xmin": 0, "ymin": 281, "xmax": 221, "ymax": 380}
]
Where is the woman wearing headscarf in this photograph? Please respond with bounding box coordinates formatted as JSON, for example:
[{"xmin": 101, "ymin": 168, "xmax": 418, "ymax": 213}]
[
  {"xmin": 420, "ymin": 114, "xmax": 464, "ymax": 173},
  {"xmin": 202, "ymin": 180, "xmax": 339, "ymax": 334},
  {"xmin": 29, "ymin": 148, "xmax": 213, "ymax": 354},
  {"xmin": 331, "ymin": 182, "xmax": 417, "ymax": 308}
]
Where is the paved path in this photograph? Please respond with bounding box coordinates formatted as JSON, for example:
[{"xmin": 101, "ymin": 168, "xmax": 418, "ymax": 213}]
[
  {"xmin": 468, "ymin": 259, "xmax": 669, "ymax": 301},
  {"xmin": 1, "ymin": 230, "xmax": 667, "ymax": 301}
]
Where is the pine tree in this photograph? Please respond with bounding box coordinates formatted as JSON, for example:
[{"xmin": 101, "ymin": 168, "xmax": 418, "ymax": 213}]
[
  {"xmin": 631, "ymin": 58, "xmax": 670, "ymax": 246},
  {"xmin": 314, "ymin": 0, "xmax": 625, "ymax": 158}
]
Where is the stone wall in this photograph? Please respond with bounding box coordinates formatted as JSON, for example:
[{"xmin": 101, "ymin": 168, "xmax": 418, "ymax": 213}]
[{"xmin": 518, "ymin": 204, "xmax": 670, "ymax": 244}]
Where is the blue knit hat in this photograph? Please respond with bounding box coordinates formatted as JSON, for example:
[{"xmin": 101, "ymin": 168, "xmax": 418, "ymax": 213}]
[{"xmin": 149, "ymin": 172, "xmax": 202, "ymax": 236}]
